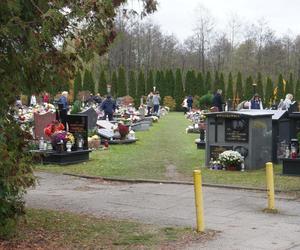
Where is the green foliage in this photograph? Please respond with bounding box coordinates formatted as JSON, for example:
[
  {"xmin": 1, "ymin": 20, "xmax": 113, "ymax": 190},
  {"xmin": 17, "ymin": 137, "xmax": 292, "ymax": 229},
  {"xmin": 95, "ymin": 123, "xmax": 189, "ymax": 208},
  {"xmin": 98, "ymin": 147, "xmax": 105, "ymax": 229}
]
[
  {"xmin": 277, "ymin": 74, "xmax": 285, "ymax": 101},
  {"xmin": 256, "ymin": 72, "xmax": 263, "ymax": 98},
  {"xmin": 244, "ymin": 76, "xmax": 253, "ymax": 101},
  {"xmin": 286, "ymin": 73, "xmax": 294, "ymax": 95},
  {"xmin": 205, "ymin": 71, "xmax": 212, "ymax": 93},
  {"xmin": 136, "ymin": 70, "xmax": 146, "ymax": 106},
  {"xmin": 98, "ymin": 70, "xmax": 107, "ymax": 95},
  {"xmin": 146, "ymin": 70, "xmax": 154, "ymax": 93},
  {"xmin": 174, "ymin": 69, "xmax": 184, "ymax": 111},
  {"xmin": 227, "ymin": 72, "xmax": 234, "ymax": 100},
  {"xmin": 295, "ymin": 79, "xmax": 300, "ymax": 102},
  {"xmin": 185, "ymin": 70, "xmax": 195, "ymax": 95},
  {"xmin": 83, "ymin": 69, "xmax": 95, "ymax": 94},
  {"xmin": 165, "ymin": 69, "xmax": 175, "ymax": 97},
  {"xmin": 111, "ymin": 71, "xmax": 118, "ymax": 98},
  {"xmin": 219, "ymin": 73, "xmax": 225, "ymax": 96},
  {"xmin": 154, "ymin": 70, "xmax": 161, "ymax": 92},
  {"xmin": 159, "ymin": 70, "xmax": 166, "ymax": 98},
  {"xmin": 236, "ymin": 72, "xmax": 243, "ymax": 100},
  {"xmin": 70, "ymin": 100, "xmax": 82, "ymax": 114},
  {"xmin": 0, "ymin": 0, "xmax": 157, "ymax": 236},
  {"xmin": 163, "ymin": 96, "xmax": 176, "ymax": 111},
  {"xmin": 265, "ymin": 77, "xmax": 274, "ymax": 106},
  {"xmin": 117, "ymin": 67, "xmax": 127, "ymax": 97},
  {"xmin": 128, "ymin": 70, "xmax": 137, "ymax": 99},
  {"xmin": 196, "ymin": 72, "xmax": 205, "ymax": 97},
  {"xmin": 213, "ymin": 71, "xmax": 220, "ymax": 92},
  {"xmin": 199, "ymin": 93, "xmax": 213, "ymax": 109},
  {"xmin": 73, "ymin": 72, "xmax": 82, "ymax": 101}
]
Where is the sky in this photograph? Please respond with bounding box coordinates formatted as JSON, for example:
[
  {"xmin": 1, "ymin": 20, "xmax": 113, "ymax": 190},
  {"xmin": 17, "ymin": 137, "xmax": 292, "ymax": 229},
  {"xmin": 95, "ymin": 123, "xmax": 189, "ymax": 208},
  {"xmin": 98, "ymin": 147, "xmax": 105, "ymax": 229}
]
[{"xmin": 139, "ymin": 0, "xmax": 300, "ymax": 42}]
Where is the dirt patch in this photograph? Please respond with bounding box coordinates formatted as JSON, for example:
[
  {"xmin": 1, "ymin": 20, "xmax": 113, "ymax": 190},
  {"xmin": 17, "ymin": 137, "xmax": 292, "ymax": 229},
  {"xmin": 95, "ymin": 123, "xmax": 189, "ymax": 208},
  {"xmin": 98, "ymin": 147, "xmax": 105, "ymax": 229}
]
[{"xmin": 165, "ymin": 164, "xmax": 187, "ymax": 181}]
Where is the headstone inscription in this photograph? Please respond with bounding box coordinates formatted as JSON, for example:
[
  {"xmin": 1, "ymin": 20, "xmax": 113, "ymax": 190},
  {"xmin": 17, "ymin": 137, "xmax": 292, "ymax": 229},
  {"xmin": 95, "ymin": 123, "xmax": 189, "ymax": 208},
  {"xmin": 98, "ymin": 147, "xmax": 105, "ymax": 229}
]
[
  {"xmin": 205, "ymin": 110, "xmax": 272, "ymax": 170},
  {"xmin": 67, "ymin": 114, "xmax": 88, "ymax": 150}
]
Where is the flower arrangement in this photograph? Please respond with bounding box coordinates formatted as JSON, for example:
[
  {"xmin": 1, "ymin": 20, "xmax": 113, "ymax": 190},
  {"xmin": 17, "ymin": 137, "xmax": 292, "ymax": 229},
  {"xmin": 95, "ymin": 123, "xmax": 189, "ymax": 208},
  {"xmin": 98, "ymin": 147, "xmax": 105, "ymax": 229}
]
[
  {"xmin": 44, "ymin": 120, "xmax": 65, "ymax": 137},
  {"xmin": 51, "ymin": 130, "xmax": 67, "ymax": 144},
  {"xmin": 66, "ymin": 132, "xmax": 75, "ymax": 144},
  {"xmin": 218, "ymin": 150, "xmax": 244, "ymax": 169},
  {"xmin": 209, "ymin": 160, "xmax": 223, "ymax": 170},
  {"xmin": 117, "ymin": 122, "xmax": 129, "ymax": 140}
]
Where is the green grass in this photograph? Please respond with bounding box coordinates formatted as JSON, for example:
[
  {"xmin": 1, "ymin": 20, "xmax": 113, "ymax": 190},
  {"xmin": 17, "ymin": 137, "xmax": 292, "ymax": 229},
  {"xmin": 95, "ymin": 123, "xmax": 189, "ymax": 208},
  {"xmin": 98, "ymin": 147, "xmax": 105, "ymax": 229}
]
[
  {"xmin": 0, "ymin": 209, "xmax": 203, "ymax": 249},
  {"xmin": 37, "ymin": 112, "xmax": 300, "ymax": 192}
]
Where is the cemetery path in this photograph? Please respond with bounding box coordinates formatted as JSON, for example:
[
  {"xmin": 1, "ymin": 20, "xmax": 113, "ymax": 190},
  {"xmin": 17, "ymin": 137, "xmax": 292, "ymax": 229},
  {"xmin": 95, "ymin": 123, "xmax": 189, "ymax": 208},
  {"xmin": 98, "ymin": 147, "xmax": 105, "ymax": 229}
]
[{"xmin": 26, "ymin": 172, "xmax": 300, "ymax": 250}]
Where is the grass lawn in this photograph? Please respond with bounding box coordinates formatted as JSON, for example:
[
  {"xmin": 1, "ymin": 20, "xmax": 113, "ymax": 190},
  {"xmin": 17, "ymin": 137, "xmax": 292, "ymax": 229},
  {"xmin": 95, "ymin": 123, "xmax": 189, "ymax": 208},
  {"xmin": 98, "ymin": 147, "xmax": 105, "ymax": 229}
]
[
  {"xmin": 37, "ymin": 112, "xmax": 300, "ymax": 192},
  {"xmin": 0, "ymin": 209, "xmax": 211, "ymax": 249}
]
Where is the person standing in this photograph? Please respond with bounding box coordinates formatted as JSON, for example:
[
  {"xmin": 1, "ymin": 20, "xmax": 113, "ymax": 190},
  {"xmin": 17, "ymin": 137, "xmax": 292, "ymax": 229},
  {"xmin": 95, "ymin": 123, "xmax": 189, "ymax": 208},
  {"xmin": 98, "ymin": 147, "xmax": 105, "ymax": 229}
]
[
  {"xmin": 249, "ymin": 93, "xmax": 263, "ymax": 110},
  {"xmin": 58, "ymin": 91, "xmax": 69, "ymax": 128},
  {"xmin": 146, "ymin": 92, "xmax": 154, "ymax": 115},
  {"xmin": 187, "ymin": 95, "xmax": 193, "ymax": 112},
  {"xmin": 152, "ymin": 91, "xmax": 161, "ymax": 115},
  {"xmin": 212, "ymin": 89, "xmax": 224, "ymax": 111},
  {"xmin": 101, "ymin": 95, "xmax": 116, "ymax": 121},
  {"xmin": 181, "ymin": 97, "xmax": 188, "ymax": 114}
]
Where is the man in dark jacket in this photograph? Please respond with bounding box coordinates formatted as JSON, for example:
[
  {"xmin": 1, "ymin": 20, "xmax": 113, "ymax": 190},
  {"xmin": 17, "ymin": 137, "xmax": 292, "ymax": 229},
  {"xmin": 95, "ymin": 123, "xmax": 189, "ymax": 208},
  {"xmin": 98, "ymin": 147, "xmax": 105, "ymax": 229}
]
[
  {"xmin": 187, "ymin": 95, "xmax": 193, "ymax": 111},
  {"xmin": 101, "ymin": 95, "xmax": 116, "ymax": 121},
  {"xmin": 212, "ymin": 89, "xmax": 224, "ymax": 111}
]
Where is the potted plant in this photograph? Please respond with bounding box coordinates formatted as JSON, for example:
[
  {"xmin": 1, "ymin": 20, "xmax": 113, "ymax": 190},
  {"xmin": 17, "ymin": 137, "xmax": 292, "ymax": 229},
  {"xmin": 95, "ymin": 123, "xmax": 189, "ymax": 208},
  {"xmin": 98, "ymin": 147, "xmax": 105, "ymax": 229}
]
[{"xmin": 218, "ymin": 150, "xmax": 244, "ymax": 171}]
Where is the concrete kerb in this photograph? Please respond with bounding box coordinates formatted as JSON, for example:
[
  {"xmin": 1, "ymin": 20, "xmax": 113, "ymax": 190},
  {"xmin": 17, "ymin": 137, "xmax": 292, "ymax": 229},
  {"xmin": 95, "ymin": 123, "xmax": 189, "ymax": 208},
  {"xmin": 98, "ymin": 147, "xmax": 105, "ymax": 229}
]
[{"xmin": 62, "ymin": 172, "xmax": 300, "ymax": 198}]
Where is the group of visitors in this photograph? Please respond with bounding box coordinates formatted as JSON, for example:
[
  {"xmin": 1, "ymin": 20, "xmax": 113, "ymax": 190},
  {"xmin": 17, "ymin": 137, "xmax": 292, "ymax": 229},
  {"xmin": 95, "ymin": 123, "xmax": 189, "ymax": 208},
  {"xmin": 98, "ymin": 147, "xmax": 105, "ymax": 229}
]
[
  {"xmin": 146, "ymin": 91, "xmax": 161, "ymax": 116},
  {"xmin": 182, "ymin": 96, "xmax": 193, "ymax": 114}
]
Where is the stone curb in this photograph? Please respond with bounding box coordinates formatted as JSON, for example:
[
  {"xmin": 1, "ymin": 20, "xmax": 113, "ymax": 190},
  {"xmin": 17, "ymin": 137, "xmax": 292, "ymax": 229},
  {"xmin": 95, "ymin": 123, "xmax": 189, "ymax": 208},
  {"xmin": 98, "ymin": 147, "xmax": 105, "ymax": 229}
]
[{"xmin": 62, "ymin": 172, "xmax": 295, "ymax": 195}]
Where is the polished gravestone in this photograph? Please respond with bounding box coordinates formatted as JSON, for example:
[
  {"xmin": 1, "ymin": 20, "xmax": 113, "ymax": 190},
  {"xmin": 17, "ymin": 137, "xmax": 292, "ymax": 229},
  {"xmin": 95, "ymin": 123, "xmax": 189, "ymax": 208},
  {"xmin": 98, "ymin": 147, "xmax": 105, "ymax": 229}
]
[
  {"xmin": 80, "ymin": 107, "xmax": 98, "ymax": 130},
  {"xmin": 67, "ymin": 114, "xmax": 88, "ymax": 150},
  {"xmin": 33, "ymin": 112, "xmax": 56, "ymax": 140},
  {"xmin": 205, "ymin": 110, "xmax": 273, "ymax": 170}
]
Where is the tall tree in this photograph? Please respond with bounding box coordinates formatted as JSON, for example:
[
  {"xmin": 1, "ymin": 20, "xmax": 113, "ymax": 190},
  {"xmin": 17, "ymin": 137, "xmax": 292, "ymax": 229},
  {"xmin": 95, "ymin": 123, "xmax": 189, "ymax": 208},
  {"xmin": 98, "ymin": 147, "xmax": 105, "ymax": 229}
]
[
  {"xmin": 227, "ymin": 72, "xmax": 234, "ymax": 100},
  {"xmin": 196, "ymin": 72, "xmax": 205, "ymax": 97},
  {"xmin": 111, "ymin": 71, "xmax": 118, "ymax": 98},
  {"xmin": 73, "ymin": 71, "xmax": 82, "ymax": 100},
  {"xmin": 137, "ymin": 70, "xmax": 146, "ymax": 100},
  {"xmin": 219, "ymin": 72, "xmax": 225, "ymax": 95},
  {"xmin": 295, "ymin": 79, "xmax": 300, "ymax": 102},
  {"xmin": 174, "ymin": 69, "xmax": 184, "ymax": 110},
  {"xmin": 235, "ymin": 72, "xmax": 243, "ymax": 100},
  {"xmin": 0, "ymin": 0, "xmax": 157, "ymax": 236},
  {"xmin": 128, "ymin": 70, "xmax": 136, "ymax": 98},
  {"xmin": 165, "ymin": 69, "xmax": 175, "ymax": 97},
  {"xmin": 265, "ymin": 77, "xmax": 273, "ymax": 107},
  {"xmin": 244, "ymin": 76, "xmax": 254, "ymax": 101},
  {"xmin": 83, "ymin": 69, "xmax": 95, "ymax": 93},
  {"xmin": 185, "ymin": 70, "xmax": 193, "ymax": 95},
  {"xmin": 205, "ymin": 71, "xmax": 212, "ymax": 93},
  {"xmin": 146, "ymin": 70, "xmax": 154, "ymax": 93},
  {"xmin": 277, "ymin": 73, "xmax": 285, "ymax": 101},
  {"xmin": 98, "ymin": 70, "xmax": 107, "ymax": 95},
  {"xmin": 213, "ymin": 71, "xmax": 220, "ymax": 92},
  {"xmin": 286, "ymin": 73, "xmax": 294, "ymax": 95},
  {"xmin": 256, "ymin": 72, "xmax": 264, "ymax": 98},
  {"xmin": 117, "ymin": 66, "xmax": 127, "ymax": 97},
  {"xmin": 154, "ymin": 70, "xmax": 161, "ymax": 92}
]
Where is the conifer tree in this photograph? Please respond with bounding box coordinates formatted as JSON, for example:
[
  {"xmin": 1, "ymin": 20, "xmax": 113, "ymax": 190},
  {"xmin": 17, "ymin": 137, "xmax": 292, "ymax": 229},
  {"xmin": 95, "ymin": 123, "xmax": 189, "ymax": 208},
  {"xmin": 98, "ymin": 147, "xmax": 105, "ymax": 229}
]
[
  {"xmin": 277, "ymin": 74, "xmax": 285, "ymax": 101},
  {"xmin": 295, "ymin": 79, "xmax": 300, "ymax": 102},
  {"xmin": 98, "ymin": 70, "xmax": 107, "ymax": 95},
  {"xmin": 146, "ymin": 70, "xmax": 154, "ymax": 93},
  {"xmin": 117, "ymin": 66, "xmax": 127, "ymax": 97},
  {"xmin": 191, "ymin": 70, "xmax": 197, "ymax": 96},
  {"xmin": 256, "ymin": 72, "xmax": 263, "ymax": 98},
  {"xmin": 219, "ymin": 73, "xmax": 225, "ymax": 96},
  {"xmin": 73, "ymin": 71, "xmax": 82, "ymax": 100},
  {"xmin": 265, "ymin": 77, "xmax": 273, "ymax": 107},
  {"xmin": 205, "ymin": 71, "xmax": 212, "ymax": 93},
  {"xmin": 244, "ymin": 76, "xmax": 254, "ymax": 101},
  {"xmin": 227, "ymin": 72, "xmax": 234, "ymax": 100},
  {"xmin": 196, "ymin": 72, "xmax": 205, "ymax": 97},
  {"xmin": 286, "ymin": 73, "xmax": 294, "ymax": 95},
  {"xmin": 165, "ymin": 69, "xmax": 175, "ymax": 97},
  {"xmin": 174, "ymin": 69, "xmax": 184, "ymax": 110},
  {"xmin": 159, "ymin": 70, "xmax": 166, "ymax": 98},
  {"xmin": 154, "ymin": 70, "xmax": 161, "ymax": 92},
  {"xmin": 83, "ymin": 69, "xmax": 95, "ymax": 93},
  {"xmin": 185, "ymin": 70, "xmax": 193, "ymax": 95},
  {"xmin": 213, "ymin": 71, "xmax": 220, "ymax": 92},
  {"xmin": 235, "ymin": 72, "xmax": 243, "ymax": 101},
  {"xmin": 137, "ymin": 70, "xmax": 146, "ymax": 102},
  {"xmin": 111, "ymin": 71, "xmax": 118, "ymax": 97},
  {"xmin": 128, "ymin": 70, "xmax": 136, "ymax": 98}
]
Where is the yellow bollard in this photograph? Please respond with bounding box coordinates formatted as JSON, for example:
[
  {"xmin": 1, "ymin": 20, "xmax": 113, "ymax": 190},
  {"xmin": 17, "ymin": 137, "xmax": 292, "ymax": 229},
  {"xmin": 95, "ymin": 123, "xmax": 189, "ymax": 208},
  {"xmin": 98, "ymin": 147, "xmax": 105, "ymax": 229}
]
[
  {"xmin": 193, "ymin": 170, "xmax": 205, "ymax": 232},
  {"xmin": 266, "ymin": 162, "xmax": 275, "ymax": 210}
]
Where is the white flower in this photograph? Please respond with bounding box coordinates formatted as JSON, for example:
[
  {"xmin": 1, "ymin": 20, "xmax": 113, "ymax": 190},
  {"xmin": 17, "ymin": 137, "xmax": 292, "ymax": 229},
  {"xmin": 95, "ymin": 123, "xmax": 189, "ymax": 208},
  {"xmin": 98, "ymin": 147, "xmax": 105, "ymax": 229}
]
[{"xmin": 218, "ymin": 150, "xmax": 244, "ymax": 166}]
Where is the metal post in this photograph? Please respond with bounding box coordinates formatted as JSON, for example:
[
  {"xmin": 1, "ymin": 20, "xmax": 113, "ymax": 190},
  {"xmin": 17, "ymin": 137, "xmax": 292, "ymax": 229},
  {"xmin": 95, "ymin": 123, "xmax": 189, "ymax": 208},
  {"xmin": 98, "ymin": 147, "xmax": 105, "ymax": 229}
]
[
  {"xmin": 193, "ymin": 170, "xmax": 205, "ymax": 232},
  {"xmin": 266, "ymin": 162, "xmax": 275, "ymax": 210}
]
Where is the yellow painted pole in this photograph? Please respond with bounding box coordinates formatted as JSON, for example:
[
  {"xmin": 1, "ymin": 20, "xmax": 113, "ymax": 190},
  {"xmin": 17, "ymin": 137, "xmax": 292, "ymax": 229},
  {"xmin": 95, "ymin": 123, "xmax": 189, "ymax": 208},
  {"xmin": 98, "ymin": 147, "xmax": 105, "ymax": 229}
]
[
  {"xmin": 266, "ymin": 162, "xmax": 275, "ymax": 210},
  {"xmin": 193, "ymin": 170, "xmax": 205, "ymax": 232}
]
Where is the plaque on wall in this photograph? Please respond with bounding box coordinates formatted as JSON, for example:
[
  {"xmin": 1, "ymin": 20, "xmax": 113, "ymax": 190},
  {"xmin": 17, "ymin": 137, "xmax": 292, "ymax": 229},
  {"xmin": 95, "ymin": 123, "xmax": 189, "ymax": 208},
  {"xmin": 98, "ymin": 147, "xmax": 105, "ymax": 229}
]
[
  {"xmin": 225, "ymin": 118, "xmax": 249, "ymax": 142},
  {"xmin": 209, "ymin": 145, "xmax": 233, "ymax": 160}
]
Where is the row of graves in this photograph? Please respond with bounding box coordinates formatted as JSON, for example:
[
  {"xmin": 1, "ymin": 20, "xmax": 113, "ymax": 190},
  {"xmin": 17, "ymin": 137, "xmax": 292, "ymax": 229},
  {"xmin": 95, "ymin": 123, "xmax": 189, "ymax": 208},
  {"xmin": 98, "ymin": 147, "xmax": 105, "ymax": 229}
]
[
  {"xmin": 187, "ymin": 106, "xmax": 300, "ymax": 175},
  {"xmin": 21, "ymin": 97, "xmax": 167, "ymax": 165}
]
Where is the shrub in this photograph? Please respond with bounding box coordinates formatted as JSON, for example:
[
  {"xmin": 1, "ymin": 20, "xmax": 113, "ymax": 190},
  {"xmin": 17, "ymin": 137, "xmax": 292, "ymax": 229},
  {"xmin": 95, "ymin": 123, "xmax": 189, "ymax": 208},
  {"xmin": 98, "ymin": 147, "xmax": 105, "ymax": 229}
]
[
  {"xmin": 163, "ymin": 96, "xmax": 176, "ymax": 111},
  {"xmin": 199, "ymin": 93, "xmax": 213, "ymax": 109}
]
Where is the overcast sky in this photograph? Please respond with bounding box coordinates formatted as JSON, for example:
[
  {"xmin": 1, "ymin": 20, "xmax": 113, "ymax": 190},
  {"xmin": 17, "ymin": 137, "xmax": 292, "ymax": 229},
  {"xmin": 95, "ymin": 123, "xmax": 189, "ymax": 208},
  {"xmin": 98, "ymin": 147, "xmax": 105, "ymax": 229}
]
[{"xmin": 140, "ymin": 0, "xmax": 300, "ymax": 42}]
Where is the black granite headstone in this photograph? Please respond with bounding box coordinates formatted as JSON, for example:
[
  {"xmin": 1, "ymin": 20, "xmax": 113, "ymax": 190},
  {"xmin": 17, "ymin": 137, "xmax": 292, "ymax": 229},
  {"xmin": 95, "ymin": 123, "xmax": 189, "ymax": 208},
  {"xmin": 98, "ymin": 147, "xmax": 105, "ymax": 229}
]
[
  {"xmin": 80, "ymin": 107, "xmax": 98, "ymax": 130},
  {"xmin": 67, "ymin": 114, "xmax": 88, "ymax": 150}
]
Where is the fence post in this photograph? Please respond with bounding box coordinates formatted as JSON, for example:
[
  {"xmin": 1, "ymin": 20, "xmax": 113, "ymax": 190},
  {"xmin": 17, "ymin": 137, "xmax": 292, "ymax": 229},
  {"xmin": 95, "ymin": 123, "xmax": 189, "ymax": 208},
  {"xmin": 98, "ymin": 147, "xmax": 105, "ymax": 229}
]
[{"xmin": 193, "ymin": 170, "xmax": 205, "ymax": 232}]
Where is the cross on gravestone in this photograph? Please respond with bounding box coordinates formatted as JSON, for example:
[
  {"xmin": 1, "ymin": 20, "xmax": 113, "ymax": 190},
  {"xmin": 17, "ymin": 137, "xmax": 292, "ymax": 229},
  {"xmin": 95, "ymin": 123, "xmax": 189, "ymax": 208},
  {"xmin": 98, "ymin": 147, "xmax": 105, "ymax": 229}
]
[{"xmin": 209, "ymin": 118, "xmax": 223, "ymax": 142}]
